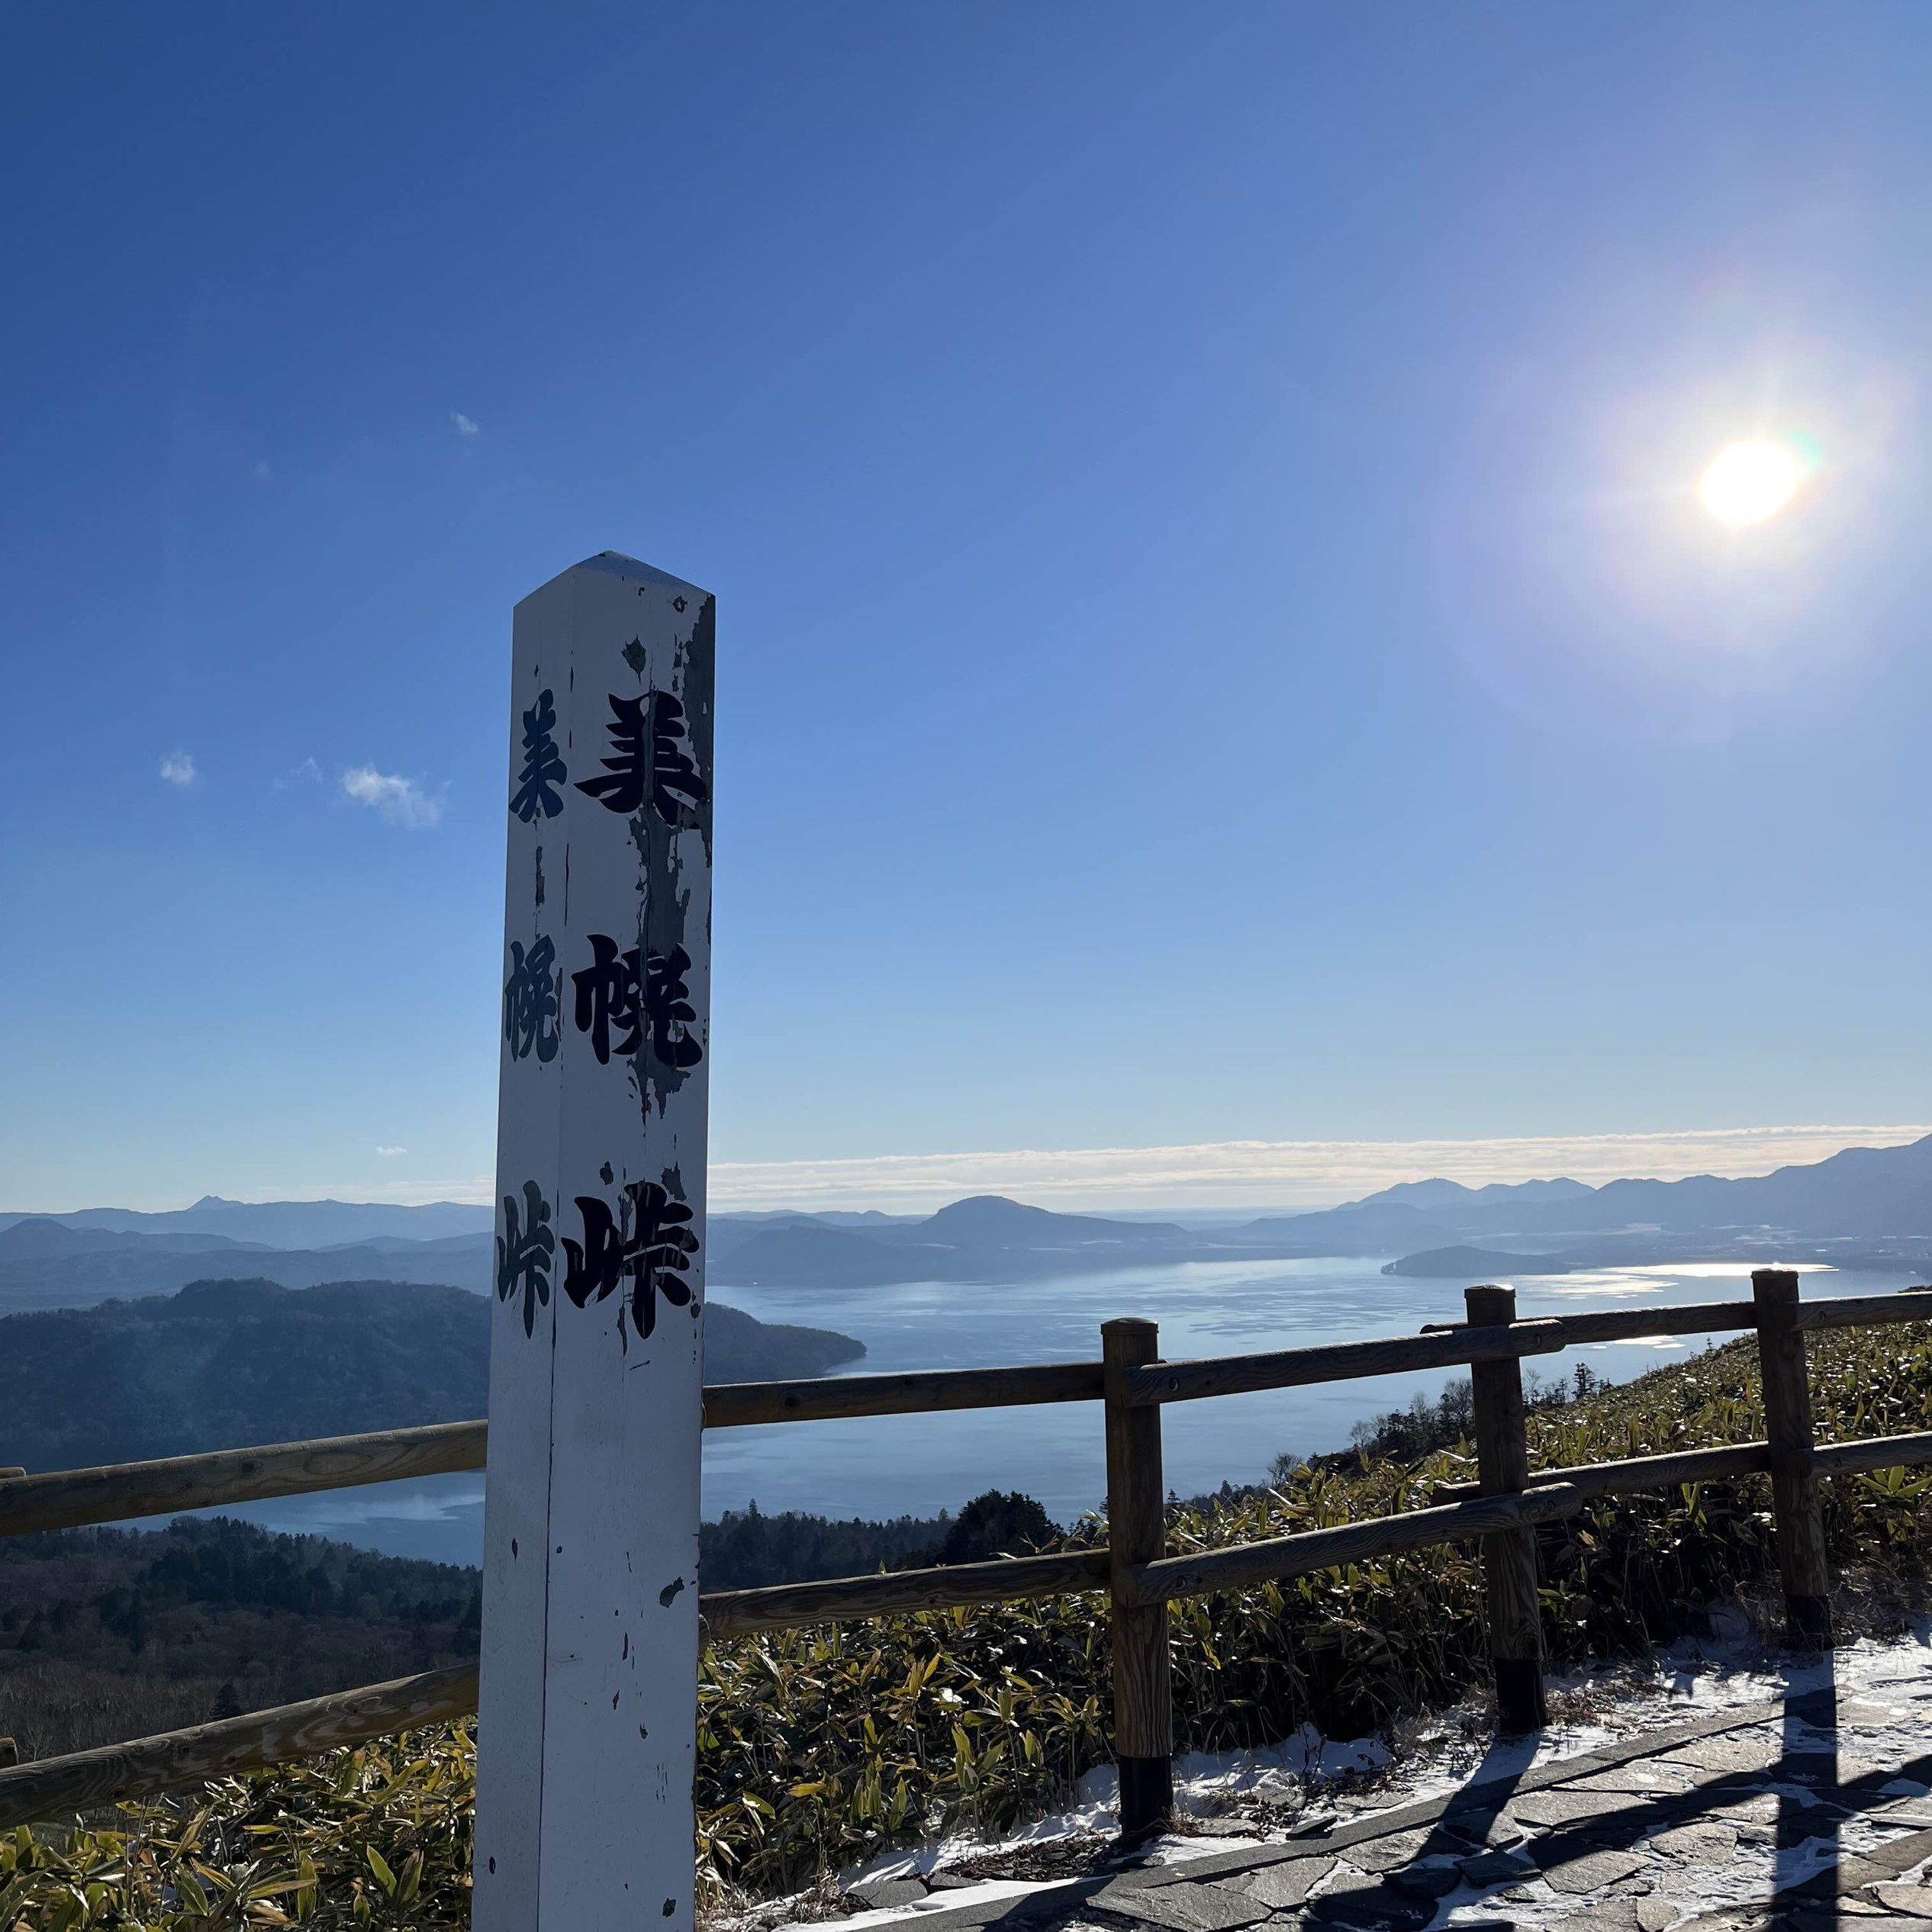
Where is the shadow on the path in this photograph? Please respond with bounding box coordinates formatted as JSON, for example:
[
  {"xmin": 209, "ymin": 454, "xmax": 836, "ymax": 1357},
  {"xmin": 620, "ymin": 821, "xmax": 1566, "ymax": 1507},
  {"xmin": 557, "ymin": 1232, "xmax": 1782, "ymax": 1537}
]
[
  {"xmin": 968, "ymin": 1646, "xmax": 1932, "ymax": 1932},
  {"xmin": 1775, "ymin": 1644, "xmax": 1841, "ymax": 1928}
]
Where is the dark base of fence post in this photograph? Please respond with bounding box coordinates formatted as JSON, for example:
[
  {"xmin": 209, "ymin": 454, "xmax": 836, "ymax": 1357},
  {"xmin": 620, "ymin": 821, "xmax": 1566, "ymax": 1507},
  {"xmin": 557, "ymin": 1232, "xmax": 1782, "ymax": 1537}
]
[
  {"xmin": 1117, "ymin": 1756, "xmax": 1173, "ymax": 1840},
  {"xmin": 1494, "ymin": 1657, "xmax": 1547, "ymax": 1736},
  {"xmin": 1784, "ymin": 1593, "xmax": 1834, "ymax": 1647}
]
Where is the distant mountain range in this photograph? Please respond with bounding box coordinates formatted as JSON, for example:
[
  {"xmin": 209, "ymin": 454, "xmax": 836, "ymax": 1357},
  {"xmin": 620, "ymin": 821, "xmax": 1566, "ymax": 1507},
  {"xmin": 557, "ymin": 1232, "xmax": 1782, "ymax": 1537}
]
[
  {"xmin": 9, "ymin": 1131, "xmax": 1932, "ymax": 1305},
  {"xmin": 0, "ymin": 1195, "xmax": 494, "ymax": 1248},
  {"xmin": 1343, "ymin": 1136, "xmax": 1932, "ymax": 1276}
]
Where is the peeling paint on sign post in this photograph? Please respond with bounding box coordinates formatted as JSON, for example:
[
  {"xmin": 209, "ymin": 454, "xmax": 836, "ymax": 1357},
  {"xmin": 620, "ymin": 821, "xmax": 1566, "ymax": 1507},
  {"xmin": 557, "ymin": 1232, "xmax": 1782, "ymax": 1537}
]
[{"xmin": 474, "ymin": 552, "xmax": 714, "ymax": 1930}]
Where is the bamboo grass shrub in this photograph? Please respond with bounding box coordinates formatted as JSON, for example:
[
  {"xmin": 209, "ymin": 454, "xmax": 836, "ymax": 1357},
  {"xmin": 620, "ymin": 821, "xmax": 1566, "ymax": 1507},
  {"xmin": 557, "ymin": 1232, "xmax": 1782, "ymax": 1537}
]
[
  {"xmin": 0, "ymin": 1727, "xmax": 477, "ymax": 1930},
  {"xmin": 8, "ymin": 1319, "xmax": 1932, "ymax": 1924}
]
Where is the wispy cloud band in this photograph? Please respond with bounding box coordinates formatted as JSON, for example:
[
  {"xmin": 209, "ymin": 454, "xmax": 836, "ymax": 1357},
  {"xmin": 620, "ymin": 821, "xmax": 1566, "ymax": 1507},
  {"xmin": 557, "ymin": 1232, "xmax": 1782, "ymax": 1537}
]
[
  {"xmin": 270, "ymin": 1122, "xmax": 1932, "ymax": 1213},
  {"xmin": 707, "ymin": 1123, "xmax": 1932, "ymax": 1212}
]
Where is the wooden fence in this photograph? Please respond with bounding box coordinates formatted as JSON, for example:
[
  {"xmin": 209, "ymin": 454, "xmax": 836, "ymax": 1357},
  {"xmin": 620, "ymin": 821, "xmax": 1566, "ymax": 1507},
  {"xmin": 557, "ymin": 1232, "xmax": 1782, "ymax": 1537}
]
[{"xmin": 2, "ymin": 1266, "xmax": 1930, "ymax": 1840}]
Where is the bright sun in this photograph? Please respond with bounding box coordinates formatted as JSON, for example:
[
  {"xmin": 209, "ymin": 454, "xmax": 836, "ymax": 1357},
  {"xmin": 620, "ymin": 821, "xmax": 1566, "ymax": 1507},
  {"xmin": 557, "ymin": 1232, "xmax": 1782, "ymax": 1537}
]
[{"xmin": 1699, "ymin": 440, "xmax": 1802, "ymax": 526}]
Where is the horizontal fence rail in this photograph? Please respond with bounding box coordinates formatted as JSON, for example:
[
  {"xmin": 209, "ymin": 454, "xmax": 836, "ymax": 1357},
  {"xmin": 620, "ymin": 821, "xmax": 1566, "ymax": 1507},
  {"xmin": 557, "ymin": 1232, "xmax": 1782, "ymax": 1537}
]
[
  {"xmin": 0, "ymin": 1423, "xmax": 488, "ymax": 1541},
  {"xmin": 1124, "ymin": 1317, "xmax": 1570, "ymax": 1406},
  {"xmin": 700, "ymin": 1547, "xmax": 1112, "ymax": 1637},
  {"xmin": 1122, "ymin": 1482, "xmax": 1586, "ymax": 1606},
  {"xmin": 1438, "ymin": 1440, "xmax": 1775, "ymax": 1502},
  {"xmin": 701, "ymin": 1360, "xmax": 1105, "ymax": 1428},
  {"xmin": 2, "ymin": 1278, "xmax": 1930, "ymax": 1836},
  {"xmin": 1813, "ymin": 1428, "xmax": 1932, "ymax": 1478},
  {"xmin": 0, "ymin": 1664, "xmax": 478, "ymax": 1836},
  {"xmin": 1420, "ymin": 1301, "xmax": 1763, "ymax": 1347},
  {"xmin": 1798, "ymin": 1288, "xmax": 1932, "ymax": 1332}
]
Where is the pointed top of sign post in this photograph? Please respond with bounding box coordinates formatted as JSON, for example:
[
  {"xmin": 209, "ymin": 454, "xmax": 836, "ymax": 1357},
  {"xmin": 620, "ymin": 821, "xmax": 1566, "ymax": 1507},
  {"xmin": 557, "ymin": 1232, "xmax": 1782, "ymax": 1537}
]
[{"xmin": 522, "ymin": 549, "xmax": 712, "ymax": 601}]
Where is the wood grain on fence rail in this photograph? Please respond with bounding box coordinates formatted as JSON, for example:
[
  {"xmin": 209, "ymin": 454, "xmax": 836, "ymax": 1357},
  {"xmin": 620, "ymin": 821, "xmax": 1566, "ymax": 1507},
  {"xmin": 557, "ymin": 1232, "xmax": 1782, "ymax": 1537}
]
[
  {"xmin": 1121, "ymin": 1483, "xmax": 1585, "ymax": 1606},
  {"xmin": 1419, "ymin": 1302, "xmax": 1760, "ymax": 1344},
  {"xmin": 1812, "ymin": 1431, "xmax": 1932, "ymax": 1477},
  {"xmin": 1439, "ymin": 1441, "xmax": 1773, "ymax": 1502},
  {"xmin": 1125, "ymin": 1319, "xmax": 1569, "ymax": 1407},
  {"xmin": 697, "ymin": 1548, "xmax": 1111, "ymax": 1636},
  {"xmin": 0, "ymin": 1423, "xmax": 488, "ymax": 1538},
  {"xmin": 0, "ymin": 1663, "xmax": 479, "ymax": 1834},
  {"xmin": 701, "ymin": 1360, "xmax": 1103, "ymax": 1430},
  {"xmin": 1543, "ymin": 1302, "xmax": 1760, "ymax": 1345},
  {"xmin": 1795, "ymin": 1290, "xmax": 1932, "ymax": 1332},
  {"xmin": 1547, "ymin": 1440, "xmax": 1775, "ymax": 1496}
]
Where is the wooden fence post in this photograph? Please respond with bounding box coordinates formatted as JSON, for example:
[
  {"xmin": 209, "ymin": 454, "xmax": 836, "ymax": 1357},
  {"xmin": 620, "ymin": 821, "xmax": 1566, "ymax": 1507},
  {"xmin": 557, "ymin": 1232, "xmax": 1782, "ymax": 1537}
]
[
  {"xmin": 1753, "ymin": 1267, "xmax": 1833, "ymax": 1646},
  {"xmin": 1465, "ymin": 1283, "xmax": 1547, "ymax": 1734},
  {"xmin": 1103, "ymin": 1318, "xmax": 1171, "ymax": 1838}
]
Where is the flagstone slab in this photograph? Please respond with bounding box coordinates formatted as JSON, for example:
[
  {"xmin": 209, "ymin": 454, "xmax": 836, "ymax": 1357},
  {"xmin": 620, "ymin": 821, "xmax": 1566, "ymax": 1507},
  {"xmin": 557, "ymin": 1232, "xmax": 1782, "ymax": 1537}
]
[
  {"xmin": 1857, "ymin": 1825, "xmax": 1932, "ymax": 1873},
  {"xmin": 1541, "ymin": 1850, "xmax": 1650, "ymax": 1895},
  {"xmin": 1380, "ymin": 1862, "xmax": 1463, "ymax": 1899},
  {"xmin": 1878, "ymin": 1799, "xmax": 1932, "ymax": 1827},
  {"xmin": 1332, "ymin": 1830, "xmax": 1435, "ymax": 1874},
  {"xmin": 1569, "ymin": 1766, "xmax": 1699, "ymax": 1796},
  {"xmin": 1088, "ymin": 1878, "xmax": 1272, "ymax": 1932},
  {"xmin": 1460, "ymin": 1847, "xmax": 1540, "ymax": 1886},
  {"xmin": 1550, "ymin": 1905, "xmax": 1644, "ymax": 1932},
  {"xmin": 1868, "ymin": 1882, "xmax": 1932, "ymax": 1914},
  {"xmin": 1659, "ymin": 1735, "xmax": 1785, "ymax": 1777},
  {"xmin": 1224, "ymin": 1859, "xmax": 1333, "ymax": 1911},
  {"xmin": 1646, "ymin": 1822, "xmax": 1739, "ymax": 1863},
  {"xmin": 1513, "ymin": 1789, "xmax": 1653, "ymax": 1828}
]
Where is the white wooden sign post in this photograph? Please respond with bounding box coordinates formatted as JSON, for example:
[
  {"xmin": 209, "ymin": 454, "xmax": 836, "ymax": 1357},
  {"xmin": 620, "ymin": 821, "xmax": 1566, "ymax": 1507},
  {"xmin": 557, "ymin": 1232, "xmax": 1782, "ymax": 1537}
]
[{"xmin": 474, "ymin": 552, "xmax": 715, "ymax": 1930}]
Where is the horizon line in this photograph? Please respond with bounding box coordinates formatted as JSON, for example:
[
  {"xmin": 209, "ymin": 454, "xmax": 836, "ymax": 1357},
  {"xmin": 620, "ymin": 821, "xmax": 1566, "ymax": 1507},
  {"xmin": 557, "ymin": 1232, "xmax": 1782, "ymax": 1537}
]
[{"xmin": 21, "ymin": 1121, "xmax": 1930, "ymax": 1217}]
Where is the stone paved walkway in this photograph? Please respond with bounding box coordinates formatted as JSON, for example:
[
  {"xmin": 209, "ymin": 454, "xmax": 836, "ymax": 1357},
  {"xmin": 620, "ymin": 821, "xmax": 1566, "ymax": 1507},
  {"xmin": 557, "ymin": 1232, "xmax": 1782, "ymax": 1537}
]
[{"xmin": 828, "ymin": 1635, "xmax": 1932, "ymax": 1932}]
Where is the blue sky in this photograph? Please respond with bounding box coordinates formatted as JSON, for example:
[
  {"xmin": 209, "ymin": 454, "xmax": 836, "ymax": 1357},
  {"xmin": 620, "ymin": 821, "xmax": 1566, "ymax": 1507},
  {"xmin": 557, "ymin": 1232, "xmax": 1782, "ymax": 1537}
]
[{"xmin": 4, "ymin": 6, "xmax": 1930, "ymax": 1212}]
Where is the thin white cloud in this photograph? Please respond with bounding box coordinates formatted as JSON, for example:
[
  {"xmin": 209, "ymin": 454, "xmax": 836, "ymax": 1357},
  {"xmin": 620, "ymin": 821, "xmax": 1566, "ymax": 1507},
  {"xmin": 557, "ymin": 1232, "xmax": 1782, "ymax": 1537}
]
[
  {"xmin": 375, "ymin": 1146, "xmax": 407, "ymax": 1158},
  {"xmin": 275, "ymin": 756, "xmax": 323, "ymax": 791},
  {"xmin": 265, "ymin": 1122, "xmax": 1932, "ymax": 1217},
  {"xmin": 450, "ymin": 411, "xmax": 479, "ymax": 436},
  {"xmin": 707, "ymin": 1123, "xmax": 1932, "ymax": 1214},
  {"xmin": 159, "ymin": 752, "xmax": 197, "ymax": 787},
  {"xmin": 253, "ymin": 460, "xmax": 274, "ymax": 482},
  {"xmin": 341, "ymin": 765, "xmax": 445, "ymax": 829}
]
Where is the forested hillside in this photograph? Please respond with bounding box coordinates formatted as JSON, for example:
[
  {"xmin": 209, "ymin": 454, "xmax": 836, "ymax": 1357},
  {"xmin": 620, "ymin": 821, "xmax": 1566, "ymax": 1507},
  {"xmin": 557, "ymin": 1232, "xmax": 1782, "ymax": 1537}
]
[
  {"xmin": 0, "ymin": 1492, "xmax": 1061, "ymax": 1758},
  {"xmin": 0, "ymin": 1517, "xmax": 481, "ymax": 1759},
  {"xmin": 0, "ymin": 1277, "xmax": 862, "ymax": 1470}
]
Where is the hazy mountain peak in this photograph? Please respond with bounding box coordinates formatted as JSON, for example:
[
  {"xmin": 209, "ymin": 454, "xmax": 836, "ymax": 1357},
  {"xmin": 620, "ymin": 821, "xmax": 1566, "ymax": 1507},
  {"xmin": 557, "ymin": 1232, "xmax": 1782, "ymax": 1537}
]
[
  {"xmin": 914, "ymin": 1196, "xmax": 1188, "ymax": 1244},
  {"xmin": 1354, "ymin": 1176, "xmax": 1596, "ymax": 1210},
  {"xmin": 0, "ymin": 1197, "xmax": 494, "ymax": 1250},
  {"xmin": 919, "ymin": 1196, "xmax": 1071, "ymax": 1235}
]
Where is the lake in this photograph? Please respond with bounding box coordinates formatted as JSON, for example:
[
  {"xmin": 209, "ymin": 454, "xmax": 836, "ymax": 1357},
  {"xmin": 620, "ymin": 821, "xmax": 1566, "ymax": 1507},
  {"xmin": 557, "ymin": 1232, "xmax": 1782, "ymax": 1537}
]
[{"xmin": 197, "ymin": 1254, "xmax": 1885, "ymax": 1567}]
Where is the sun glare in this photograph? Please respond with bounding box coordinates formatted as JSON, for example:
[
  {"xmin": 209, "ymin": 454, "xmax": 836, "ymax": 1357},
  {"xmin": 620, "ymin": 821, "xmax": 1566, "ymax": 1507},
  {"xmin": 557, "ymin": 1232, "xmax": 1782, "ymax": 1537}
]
[{"xmin": 1699, "ymin": 440, "xmax": 1802, "ymax": 526}]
